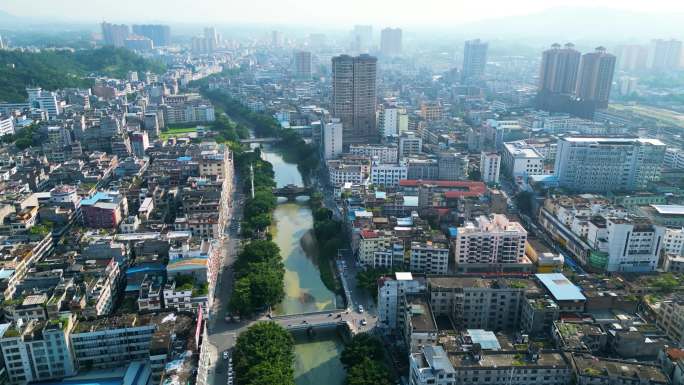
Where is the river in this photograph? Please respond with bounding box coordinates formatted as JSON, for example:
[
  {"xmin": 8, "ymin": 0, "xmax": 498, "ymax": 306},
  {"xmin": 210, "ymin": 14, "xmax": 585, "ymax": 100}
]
[{"xmin": 260, "ymin": 148, "xmax": 346, "ymax": 385}]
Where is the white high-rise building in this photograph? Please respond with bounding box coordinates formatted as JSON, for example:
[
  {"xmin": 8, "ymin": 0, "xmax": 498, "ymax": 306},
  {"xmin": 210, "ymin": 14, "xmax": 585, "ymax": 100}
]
[
  {"xmin": 379, "ymin": 104, "xmax": 399, "ymax": 137},
  {"xmin": 0, "ymin": 115, "xmax": 15, "ymax": 136},
  {"xmin": 502, "ymin": 140, "xmax": 545, "ymax": 178},
  {"xmin": 554, "ymin": 137, "xmax": 666, "ymax": 193},
  {"xmin": 378, "ymin": 272, "xmax": 425, "ymax": 330},
  {"xmin": 454, "ymin": 214, "xmax": 527, "ymax": 266},
  {"xmin": 26, "ymin": 87, "xmax": 61, "ymax": 120},
  {"xmin": 604, "ymin": 217, "xmax": 665, "ymax": 272},
  {"xmin": 664, "ymin": 227, "xmax": 684, "ymax": 257},
  {"xmin": 323, "ymin": 119, "xmax": 343, "ymax": 160},
  {"xmin": 479, "ymin": 152, "xmax": 500, "ymax": 184},
  {"xmin": 664, "ymin": 147, "xmax": 684, "ymax": 170}
]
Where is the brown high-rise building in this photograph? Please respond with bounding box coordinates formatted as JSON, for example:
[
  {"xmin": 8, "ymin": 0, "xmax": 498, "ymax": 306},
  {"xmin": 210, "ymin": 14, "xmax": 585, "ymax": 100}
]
[
  {"xmin": 575, "ymin": 47, "xmax": 616, "ymax": 108},
  {"xmin": 332, "ymin": 54, "xmax": 378, "ymax": 147},
  {"xmin": 538, "ymin": 43, "xmax": 580, "ymax": 94}
]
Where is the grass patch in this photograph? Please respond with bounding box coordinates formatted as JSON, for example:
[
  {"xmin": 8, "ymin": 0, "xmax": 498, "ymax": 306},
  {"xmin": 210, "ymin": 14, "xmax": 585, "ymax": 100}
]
[{"xmin": 160, "ymin": 126, "xmax": 198, "ymax": 140}]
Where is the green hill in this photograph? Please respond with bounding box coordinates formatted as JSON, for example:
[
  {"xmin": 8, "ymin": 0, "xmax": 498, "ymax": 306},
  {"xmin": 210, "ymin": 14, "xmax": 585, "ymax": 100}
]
[{"xmin": 0, "ymin": 47, "xmax": 166, "ymax": 102}]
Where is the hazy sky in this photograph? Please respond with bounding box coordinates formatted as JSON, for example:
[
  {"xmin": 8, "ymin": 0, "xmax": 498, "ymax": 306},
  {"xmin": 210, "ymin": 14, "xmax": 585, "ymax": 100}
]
[{"xmin": 2, "ymin": 0, "xmax": 684, "ymax": 26}]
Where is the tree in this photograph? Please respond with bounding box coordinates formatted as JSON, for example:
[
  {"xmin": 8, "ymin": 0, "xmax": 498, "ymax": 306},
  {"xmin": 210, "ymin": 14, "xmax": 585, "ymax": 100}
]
[
  {"xmin": 228, "ymin": 277, "xmax": 253, "ymax": 316},
  {"xmin": 233, "ymin": 322, "xmax": 295, "ymax": 385},
  {"xmin": 356, "ymin": 268, "xmax": 393, "ymax": 298},
  {"xmin": 340, "ymin": 334, "xmax": 385, "ymax": 368},
  {"xmin": 515, "ymin": 191, "xmax": 534, "ymax": 215},
  {"xmin": 346, "ymin": 358, "xmax": 391, "ymax": 385},
  {"xmin": 238, "ymin": 240, "xmax": 281, "ymax": 265},
  {"xmin": 468, "ymin": 169, "xmax": 482, "ymax": 181}
]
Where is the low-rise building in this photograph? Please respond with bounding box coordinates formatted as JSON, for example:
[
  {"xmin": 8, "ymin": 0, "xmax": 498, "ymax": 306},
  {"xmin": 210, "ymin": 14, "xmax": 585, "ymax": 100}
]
[{"xmin": 571, "ymin": 353, "xmax": 669, "ymax": 385}]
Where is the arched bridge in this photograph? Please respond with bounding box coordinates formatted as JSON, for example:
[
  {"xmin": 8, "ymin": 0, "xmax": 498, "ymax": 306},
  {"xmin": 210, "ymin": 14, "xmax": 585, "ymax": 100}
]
[{"xmin": 273, "ymin": 184, "xmax": 312, "ymax": 200}]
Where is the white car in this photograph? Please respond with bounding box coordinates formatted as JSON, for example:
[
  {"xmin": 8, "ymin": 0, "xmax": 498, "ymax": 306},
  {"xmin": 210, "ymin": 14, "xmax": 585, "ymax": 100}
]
[
  {"xmin": 360, "ymin": 319, "xmax": 367, "ymax": 326},
  {"xmin": 223, "ymin": 351, "xmax": 229, "ymax": 360},
  {"xmin": 358, "ymin": 305, "xmax": 364, "ymax": 313}
]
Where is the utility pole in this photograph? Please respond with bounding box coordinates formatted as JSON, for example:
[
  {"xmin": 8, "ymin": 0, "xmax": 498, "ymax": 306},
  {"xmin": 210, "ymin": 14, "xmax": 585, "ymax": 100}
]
[{"xmin": 250, "ymin": 163, "xmax": 255, "ymax": 199}]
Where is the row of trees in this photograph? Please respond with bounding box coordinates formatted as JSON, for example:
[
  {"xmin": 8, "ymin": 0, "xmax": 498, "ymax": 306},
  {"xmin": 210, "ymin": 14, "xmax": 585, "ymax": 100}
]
[
  {"xmin": 310, "ymin": 193, "xmax": 345, "ymax": 292},
  {"xmin": 233, "ymin": 148, "xmax": 278, "ymax": 237},
  {"xmin": 229, "ymin": 240, "xmax": 285, "ymax": 316},
  {"xmin": 229, "ymin": 146, "xmax": 284, "ymax": 316},
  {"xmin": 233, "ymin": 322, "xmax": 295, "ymax": 385},
  {"xmin": 340, "ymin": 334, "xmax": 392, "ymax": 385},
  {"xmin": 200, "ymin": 88, "xmax": 320, "ymax": 178}
]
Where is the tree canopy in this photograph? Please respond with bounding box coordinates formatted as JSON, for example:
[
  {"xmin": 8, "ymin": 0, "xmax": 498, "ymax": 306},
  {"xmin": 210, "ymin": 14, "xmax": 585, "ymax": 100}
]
[
  {"xmin": 233, "ymin": 322, "xmax": 295, "ymax": 385},
  {"xmin": 0, "ymin": 47, "xmax": 165, "ymax": 102}
]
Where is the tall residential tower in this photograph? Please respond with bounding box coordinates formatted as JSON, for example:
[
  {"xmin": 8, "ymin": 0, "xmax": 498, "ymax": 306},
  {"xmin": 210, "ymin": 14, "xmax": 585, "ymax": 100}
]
[
  {"xmin": 575, "ymin": 47, "xmax": 616, "ymax": 108},
  {"xmin": 331, "ymin": 54, "xmax": 378, "ymax": 147},
  {"xmin": 462, "ymin": 39, "xmax": 488, "ymax": 83},
  {"xmin": 380, "ymin": 28, "xmax": 402, "ymax": 56}
]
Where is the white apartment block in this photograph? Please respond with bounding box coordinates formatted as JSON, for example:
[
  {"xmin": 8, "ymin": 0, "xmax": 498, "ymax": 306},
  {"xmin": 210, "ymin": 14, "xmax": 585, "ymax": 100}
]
[
  {"xmin": 454, "ymin": 214, "xmax": 527, "ymax": 265},
  {"xmin": 379, "ymin": 105, "xmax": 408, "ymax": 137},
  {"xmin": 372, "ymin": 242, "xmax": 404, "ymax": 269},
  {"xmin": 502, "ymin": 140, "xmax": 545, "ymax": 178},
  {"xmin": 410, "ymin": 345, "xmax": 571, "ymax": 385},
  {"xmin": 664, "ymin": 227, "xmax": 684, "ymax": 256},
  {"xmin": 0, "ymin": 319, "xmax": 76, "ymax": 385},
  {"xmin": 323, "ymin": 119, "xmax": 343, "ymax": 160},
  {"xmin": 604, "ymin": 217, "xmax": 664, "ymax": 272},
  {"xmin": 349, "ymin": 144, "xmax": 398, "ymax": 164},
  {"xmin": 358, "ymin": 230, "xmax": 394, "ymax": 266},
  {"xmin": 554, "ymin": 137, "xmax": 666, "ymax": 193},
  {"xmin": 327, "ymin": 160, "xmax": 367, "ymax": 187},
  {"xmin": 163, "ymin": 282, "xmax": 208, "ymax": 316},
  {"xmin": 371, "ymin": 161, "xmax": 407, "ymax": 187},
  {"xmin": 409, "ymin": 241, "xmax": 449, "ymax": 275},
  {"xmin": 665, "ymin": 147, "xmax": 684, "ymax": 170},
  {"xmin": 0, "ymin": 116, "xmax": 15, "ymax": 136},
  {"xmin": 409, "ymin": 345, "xmax": 455, "ymax": 385},
  {"xmin": 399, "ymin": 131, "xmax": 423, "ymax": 158},
  {"xmin": 84, "ymin": 259, "xmax": 120, "ymax": 318},
  {"xmin": 479, "ymin": 152, "xmax": 500, "ymax": 184},
  {"xmin": 378, "ymin": 272, "xmax": 425, "ymax": 330},
  {"xmin": 656, "ymin": 298, "xmax": 684, "ymax": 346}
]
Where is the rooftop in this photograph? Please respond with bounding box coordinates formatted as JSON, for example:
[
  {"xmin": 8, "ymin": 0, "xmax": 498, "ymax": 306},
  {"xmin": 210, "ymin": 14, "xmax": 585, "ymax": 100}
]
[
  {"xmin": 572, "ymin": 354, "xmax": 668, "ymax": 382},
  {"xmin": 536, "ymin": 273, "xmax": 586, "ymax": 301},
  {"xmin": 562, "ymin": 137, "xmax": 665, "ymax": 146},
  {"xmin": 449, "ymin": 350, "xmax": 567, "ymax": 369},
  {"xmin": 650, "ymin": 204, "xmax": 684, "ymax": 216}
]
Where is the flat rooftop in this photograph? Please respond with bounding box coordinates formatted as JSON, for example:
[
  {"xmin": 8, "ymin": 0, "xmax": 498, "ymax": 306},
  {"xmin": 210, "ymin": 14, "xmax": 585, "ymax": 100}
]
[
  {"xmin": 536, "ymin": 273, "xmax": 586, "ymax": 301},
  {"xmin": 449, "ymin": 351, "xmax": 567, "ymax": 369},
  {"xmin": 650, "ymin": 205, "xmax": 684, "ymax": 216},
  {"xmin": 562, "ymin": 137, "xmax": 665, "ymax": 146}
]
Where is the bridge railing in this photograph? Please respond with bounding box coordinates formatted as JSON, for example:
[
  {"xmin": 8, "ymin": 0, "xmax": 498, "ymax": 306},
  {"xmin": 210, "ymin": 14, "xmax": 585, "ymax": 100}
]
[{"xmin": 270, "ymin": 309, "xmax": 345, "ymax": 320}]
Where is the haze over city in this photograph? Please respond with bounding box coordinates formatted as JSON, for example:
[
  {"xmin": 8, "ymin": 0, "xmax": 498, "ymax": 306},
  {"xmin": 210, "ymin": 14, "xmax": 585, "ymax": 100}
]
[{"xmin": 1, "ymin": 2, "xmax": 684, "ymax": 385}]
